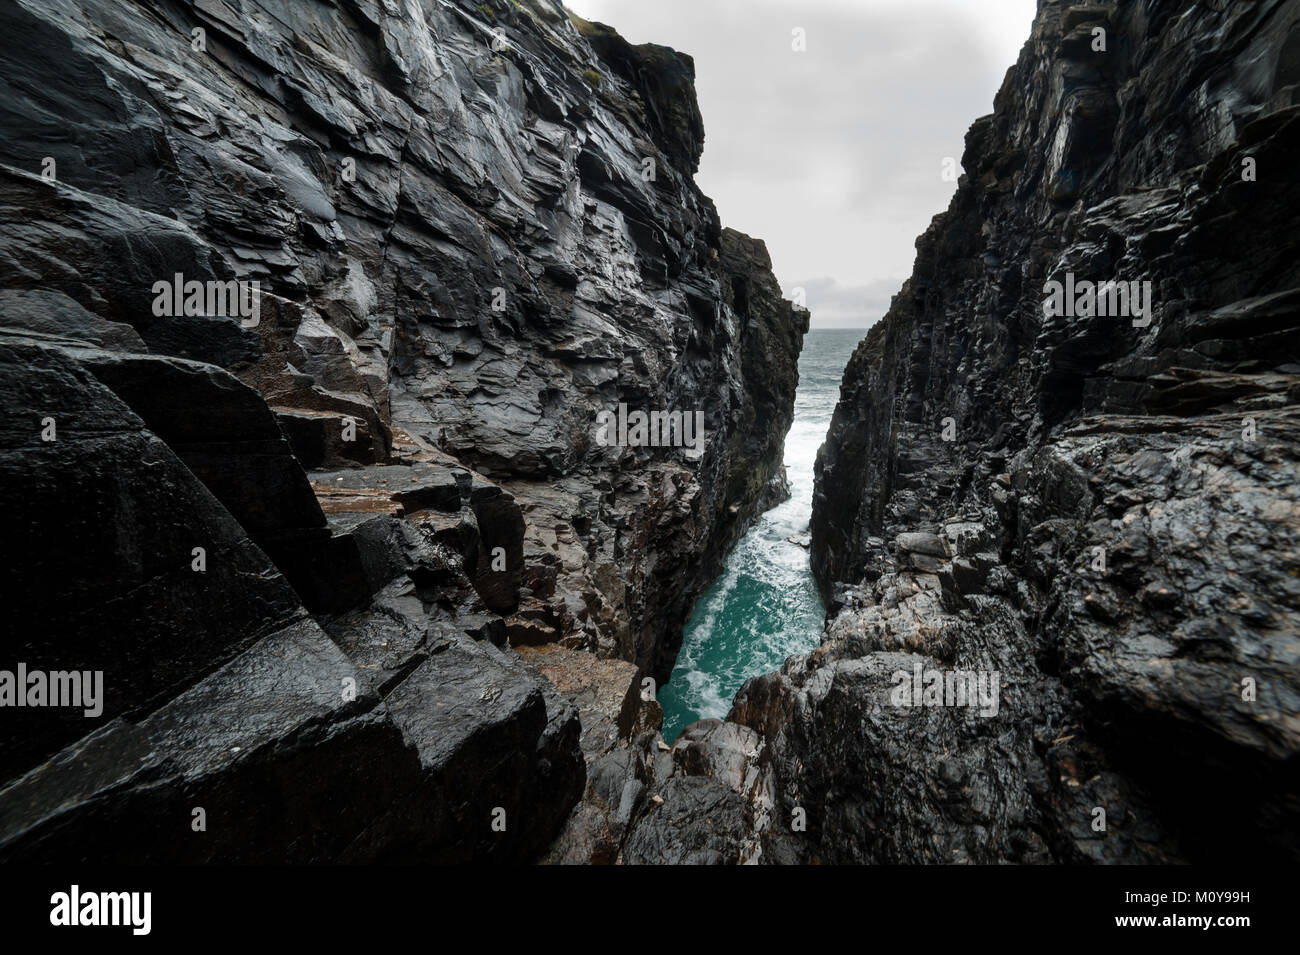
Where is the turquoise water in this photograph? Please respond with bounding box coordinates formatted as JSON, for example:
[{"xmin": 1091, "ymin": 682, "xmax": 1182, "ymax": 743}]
[{"xmin": 659, "ymin": 328, "xmax": 864, "ymax": 741}]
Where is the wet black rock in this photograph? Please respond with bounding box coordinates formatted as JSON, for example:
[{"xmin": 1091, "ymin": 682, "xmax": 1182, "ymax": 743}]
[
  {"xmin": 0, "ymin": 0, "xmax": 806, "ymax": 680},
  {"xmin": 544, "ymin": 716, "xmax": 769, "ymax": 865},
  {"xmin": 0, "ymin": 332, "xmax": 305, "ymax": 781},
  {"xmin": 551, "ymin": 0, "xmax": 1299, "ymax": 868},
  {"xmin": 773, "ymin": 0, "xmax": 1300, "ymax": 863},
  {"xmin": 0, "ymin": 0, "xmax": 804, "ymax": 862},
  {"xmin": 0, "ymin": 332, "xmax": 583, "ymax": 862}
]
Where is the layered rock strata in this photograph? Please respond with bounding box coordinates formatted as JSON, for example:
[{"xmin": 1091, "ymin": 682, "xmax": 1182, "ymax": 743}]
[
  {"xmin": 761, "ymin": 0, "xmax": 1300, "ymax": 864},
  {"xmin": 0, "ymin": 0, "xmax": 805, "ymax": 862},
  {"xmin": 552, "ymin": 0, "xmax": 1300, "ymax": 868}
]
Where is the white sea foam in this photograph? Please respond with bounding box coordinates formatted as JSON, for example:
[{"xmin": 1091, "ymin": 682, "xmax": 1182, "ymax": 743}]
[{"xmin": 659, "ymin": 329, "xmax": 864, "ymax": 740}]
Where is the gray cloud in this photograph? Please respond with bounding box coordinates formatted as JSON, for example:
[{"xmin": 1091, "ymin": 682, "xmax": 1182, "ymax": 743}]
[
  {"xmin": 786, "ymin": 276, "xmax": 905, "ymax": 329},
  {"xmin": 570, "ymin": 0, "xmax": 1036, "ymax": 328}
]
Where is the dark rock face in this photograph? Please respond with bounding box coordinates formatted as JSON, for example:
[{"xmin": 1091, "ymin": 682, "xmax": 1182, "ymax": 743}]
[
  {"xmin": 0, "ymin": 331, "xmax": 582, "ymax": 862},
  {"xmin": 0, "ymin": 0, "xmax": 804, "ymax": 862},
  {"xmin": 0, "ymin": 0, "xmax": 805, "ymax": 680},
  {"xmin": 544, "ymin": 716, "xmax": 770, "ymax": 865},
  {"xmin": 0, "ymin": 333, "xmax": 304, "ymax": 781},
  {"xmin": 747, "ymin": 0, "xmax": 1300, "ymax": 863}
]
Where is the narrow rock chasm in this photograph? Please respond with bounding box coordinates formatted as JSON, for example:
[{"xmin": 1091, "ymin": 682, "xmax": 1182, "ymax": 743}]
[{"xmin": 1, "ymin": 0, "xmax": 1297, "ymax": 868}]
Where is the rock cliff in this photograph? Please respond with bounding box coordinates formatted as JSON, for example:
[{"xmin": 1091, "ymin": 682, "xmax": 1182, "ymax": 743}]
[
  {"xmin": 743, "ymin": 0, "xmax": 1300, "ymax": 863},
  {"xmin": 0, "ymin": 0, "xmax": 805, "ymax": 862}
]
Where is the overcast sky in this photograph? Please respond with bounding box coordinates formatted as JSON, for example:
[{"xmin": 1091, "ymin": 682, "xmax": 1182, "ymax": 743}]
[{"xmin": 569, "ymin": 0, "xmax": 1038, "ymax": 328}]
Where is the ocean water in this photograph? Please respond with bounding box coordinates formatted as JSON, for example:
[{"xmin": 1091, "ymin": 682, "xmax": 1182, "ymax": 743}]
[{"xmin": 659, "ymin": 328, "xmax": 865, "ymax": 741}]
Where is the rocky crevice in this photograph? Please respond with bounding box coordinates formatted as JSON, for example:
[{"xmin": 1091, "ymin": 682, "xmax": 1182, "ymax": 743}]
[
  {"xmin": 748, "ymin": 0, "xmax": 1300, "ymax": 864},
  {"xmin": 560, "ymin": 0, "xmax": 1300, "ymax": 867}
]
